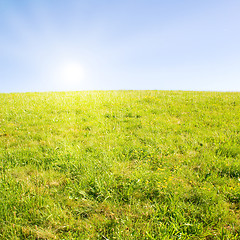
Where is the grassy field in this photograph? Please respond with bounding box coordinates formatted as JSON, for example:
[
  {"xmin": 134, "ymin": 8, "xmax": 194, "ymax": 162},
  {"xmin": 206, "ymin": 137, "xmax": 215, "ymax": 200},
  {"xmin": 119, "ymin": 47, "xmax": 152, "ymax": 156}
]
[{"xmin": 0, "ymin": 90, "xmax": 240, "ymax": 239}]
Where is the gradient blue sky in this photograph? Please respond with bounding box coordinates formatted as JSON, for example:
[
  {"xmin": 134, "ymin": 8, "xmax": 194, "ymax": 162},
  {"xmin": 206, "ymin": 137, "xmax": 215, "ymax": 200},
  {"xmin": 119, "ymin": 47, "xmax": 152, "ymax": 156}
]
[{"xmin": 1, "ymin": 0, "xmax": 240, "ymax": 93}]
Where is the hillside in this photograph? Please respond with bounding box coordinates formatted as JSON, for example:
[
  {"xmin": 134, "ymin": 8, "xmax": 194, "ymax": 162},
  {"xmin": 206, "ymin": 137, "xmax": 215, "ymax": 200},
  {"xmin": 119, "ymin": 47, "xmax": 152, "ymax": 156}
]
[{"xmin": 0, "ymin": 90, "xmax": 240, "ymax": 239}]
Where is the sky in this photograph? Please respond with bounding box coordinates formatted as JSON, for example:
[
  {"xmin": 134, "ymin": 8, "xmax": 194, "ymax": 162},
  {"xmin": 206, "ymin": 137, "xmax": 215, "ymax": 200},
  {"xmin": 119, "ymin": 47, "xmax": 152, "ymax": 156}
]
[{"xmin": 0, "ymin": 0, "xmax": 240, "ymax": 93}]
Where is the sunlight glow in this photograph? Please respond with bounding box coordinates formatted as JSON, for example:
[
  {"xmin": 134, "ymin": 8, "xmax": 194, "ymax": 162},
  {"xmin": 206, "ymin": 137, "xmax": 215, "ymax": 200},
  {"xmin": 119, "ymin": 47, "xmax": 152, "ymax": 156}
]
[{"xmin": 59, "ymin": 61, "xmax": 85, "ymax": 86}]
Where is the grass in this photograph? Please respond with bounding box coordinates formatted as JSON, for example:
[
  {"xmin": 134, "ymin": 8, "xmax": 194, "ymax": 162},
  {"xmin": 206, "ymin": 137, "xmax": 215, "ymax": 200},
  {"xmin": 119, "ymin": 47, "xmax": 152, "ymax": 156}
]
[{"xmin": 0, "ymin": 90, "xmax": 240, "ymax": 239}]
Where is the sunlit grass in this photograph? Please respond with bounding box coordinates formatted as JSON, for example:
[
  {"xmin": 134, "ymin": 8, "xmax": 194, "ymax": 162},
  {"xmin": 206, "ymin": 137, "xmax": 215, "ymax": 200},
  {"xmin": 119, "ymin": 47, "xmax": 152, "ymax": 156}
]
[{"xmin": 0, "ymin": 90, "xmax": 240, "ymax": 239}]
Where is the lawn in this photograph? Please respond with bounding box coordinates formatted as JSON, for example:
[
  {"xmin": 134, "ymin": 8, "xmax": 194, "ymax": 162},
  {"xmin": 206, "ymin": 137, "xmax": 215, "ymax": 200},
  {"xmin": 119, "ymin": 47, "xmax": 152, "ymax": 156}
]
[{"xmin": 0, "ymin": 90, "xmax": 240, "ymax": 239}]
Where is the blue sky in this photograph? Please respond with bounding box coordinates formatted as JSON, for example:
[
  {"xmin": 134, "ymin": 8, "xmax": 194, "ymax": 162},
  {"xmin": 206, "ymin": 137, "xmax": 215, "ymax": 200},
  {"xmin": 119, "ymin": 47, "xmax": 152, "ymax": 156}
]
[{"xmin": 0, "ymin": 0, "xmax": 240, "ymax": 92}]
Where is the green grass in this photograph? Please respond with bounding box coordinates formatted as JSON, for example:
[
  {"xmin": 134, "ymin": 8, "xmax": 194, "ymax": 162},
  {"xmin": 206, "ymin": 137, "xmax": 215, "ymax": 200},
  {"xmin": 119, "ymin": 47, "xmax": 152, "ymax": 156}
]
[{"xmin": 0, "ymin": 90, "xmax": 240, "ymax": 239}]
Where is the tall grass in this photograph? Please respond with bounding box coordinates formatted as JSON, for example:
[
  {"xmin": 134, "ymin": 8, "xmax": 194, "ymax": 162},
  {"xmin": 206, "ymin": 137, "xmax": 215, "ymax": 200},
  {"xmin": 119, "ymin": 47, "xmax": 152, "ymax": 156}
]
[{"xmin": 0, "ymin": 90, "xmax": 240, "ymax": 239}]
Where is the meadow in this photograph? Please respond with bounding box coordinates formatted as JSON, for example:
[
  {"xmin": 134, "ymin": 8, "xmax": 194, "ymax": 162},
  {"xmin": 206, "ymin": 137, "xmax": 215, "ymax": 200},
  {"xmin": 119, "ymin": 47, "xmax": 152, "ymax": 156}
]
[{"xmin": 0, "ymin": 90, "xmax": 240, "ymax": 239}]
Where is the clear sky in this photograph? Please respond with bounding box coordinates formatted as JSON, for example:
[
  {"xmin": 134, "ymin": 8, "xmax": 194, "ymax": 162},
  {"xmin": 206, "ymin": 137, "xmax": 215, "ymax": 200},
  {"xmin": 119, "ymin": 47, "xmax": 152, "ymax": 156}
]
[{"xmin": 1, "ymin": 0, "xmax": 240, "ymax": 93}]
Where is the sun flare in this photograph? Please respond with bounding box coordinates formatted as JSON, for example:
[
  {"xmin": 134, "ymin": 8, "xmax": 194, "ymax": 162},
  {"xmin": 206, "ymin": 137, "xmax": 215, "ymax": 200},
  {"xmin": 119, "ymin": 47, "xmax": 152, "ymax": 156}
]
[{"xmin": 58, "ymin": 61, "xmax": 85, "ymax": 86}]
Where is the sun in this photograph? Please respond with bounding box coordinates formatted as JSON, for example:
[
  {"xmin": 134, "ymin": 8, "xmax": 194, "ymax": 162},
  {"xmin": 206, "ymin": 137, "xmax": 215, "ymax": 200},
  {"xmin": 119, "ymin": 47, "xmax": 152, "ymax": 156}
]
[
  {"xmin": 59, "ymin": 61, "xmax": 85, "ymax": 86},
  {"xmin": 49, "ymin": 59, "xmax": 87, "ymax": 90}
]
